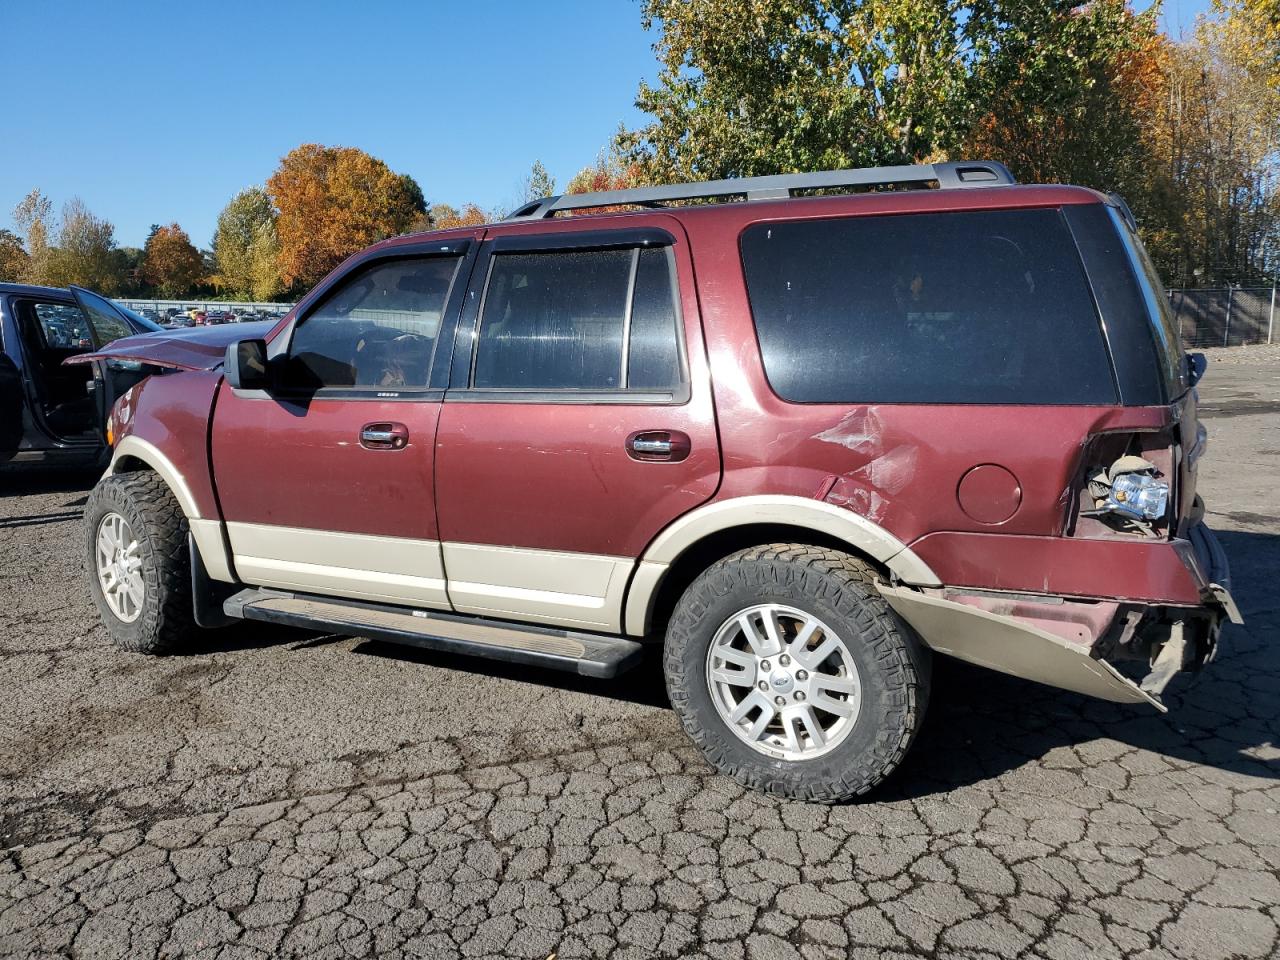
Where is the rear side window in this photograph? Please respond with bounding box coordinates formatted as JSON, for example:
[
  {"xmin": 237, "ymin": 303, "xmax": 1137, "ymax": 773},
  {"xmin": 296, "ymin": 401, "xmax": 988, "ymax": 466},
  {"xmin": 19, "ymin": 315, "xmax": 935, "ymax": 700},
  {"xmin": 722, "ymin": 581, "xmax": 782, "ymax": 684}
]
[
  {"xmin": 473, "ymin": 246, "xmax": 682, "ymax": 391},
  {"xmin": 740, "ymin": 208, "xmax": 1118, "ymax": 405},
  {"xmin": 1108, "ymin": 207, "xmax": 1186, "ymax": 399}
]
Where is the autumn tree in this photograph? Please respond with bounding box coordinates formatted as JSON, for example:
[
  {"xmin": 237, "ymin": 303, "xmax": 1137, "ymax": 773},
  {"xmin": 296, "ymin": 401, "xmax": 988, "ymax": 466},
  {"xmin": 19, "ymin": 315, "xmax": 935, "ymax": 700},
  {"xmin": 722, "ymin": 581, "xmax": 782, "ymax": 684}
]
[
  {"xmin": 1147, "ymin": 2, "xmax": 1280, "ymax": 283},
  {"xmin": 965, "ymin": 4, "xmax": 1172, "ymax": 232},
  {"xmin": 1224, "ymin": 0, "xmax": 1280, "ymax": 89},
  {"xmin": 45, "ymin": 198, "xmax": 123, "ymax": 294},
  {"xmin": 213, "ymin": 187, "xmax": 281, "ymax": 300},
  {"xmin": 566, "ymin": 140, "xmax": 647, "ymax": 195},
  {"xmin": 267, "ymin": 144, "xmax": 428, "ymax": 289},
  {"xmin": 12, "ymin": 189, "xmax": 53, "ymax": 284},
  {"xmin": 142, "ymin": 223, "xmax": 204, "ymax": 297},
  {"xmin": 0, "ymin": 229, "xmax": 28, "ymax": 283},
  {"xmin": 431, "ymin": 203, "xmax": 490, "ymax": 229}
]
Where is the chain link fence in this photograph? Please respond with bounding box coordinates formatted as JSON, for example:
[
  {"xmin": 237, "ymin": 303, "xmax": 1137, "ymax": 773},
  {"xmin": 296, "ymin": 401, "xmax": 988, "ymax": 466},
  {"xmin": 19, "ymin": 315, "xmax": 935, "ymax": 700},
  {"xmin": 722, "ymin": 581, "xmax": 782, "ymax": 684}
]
[
  {"xmin": 114, "ymin": 298, "xmax": 297, "ymax": 317},
  {"xmin": 1168, "ymin": 286, "xmax": 1277, "ymax": 348}
]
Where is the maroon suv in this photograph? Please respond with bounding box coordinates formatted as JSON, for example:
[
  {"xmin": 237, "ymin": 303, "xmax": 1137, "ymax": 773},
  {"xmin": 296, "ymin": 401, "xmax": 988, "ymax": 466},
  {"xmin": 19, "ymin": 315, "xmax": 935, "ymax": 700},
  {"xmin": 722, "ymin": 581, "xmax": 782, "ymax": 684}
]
[{"xmin": 75, "ymin": 161, "xmax": 1239, "ymax": 802}]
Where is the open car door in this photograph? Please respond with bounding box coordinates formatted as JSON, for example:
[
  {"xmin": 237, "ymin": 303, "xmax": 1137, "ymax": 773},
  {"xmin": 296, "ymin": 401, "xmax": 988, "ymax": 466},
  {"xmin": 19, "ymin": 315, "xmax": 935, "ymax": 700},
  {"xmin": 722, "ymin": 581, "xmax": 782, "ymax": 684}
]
[
  {"xmin": 69, "ymin": 286, "xmax": 152, "ymax": 441},
  {"xmin": 0, "ymin": 351, "xmax": 20, "ymax": 463}
]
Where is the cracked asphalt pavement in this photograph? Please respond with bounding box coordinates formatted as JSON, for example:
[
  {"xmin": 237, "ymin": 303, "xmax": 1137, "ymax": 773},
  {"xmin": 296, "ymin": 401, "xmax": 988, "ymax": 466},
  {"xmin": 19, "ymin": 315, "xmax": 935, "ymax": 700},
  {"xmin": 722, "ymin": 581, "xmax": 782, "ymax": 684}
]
[{"xmin": 1, "ymin": 351, "xmax": 1277, "ymax": 960}]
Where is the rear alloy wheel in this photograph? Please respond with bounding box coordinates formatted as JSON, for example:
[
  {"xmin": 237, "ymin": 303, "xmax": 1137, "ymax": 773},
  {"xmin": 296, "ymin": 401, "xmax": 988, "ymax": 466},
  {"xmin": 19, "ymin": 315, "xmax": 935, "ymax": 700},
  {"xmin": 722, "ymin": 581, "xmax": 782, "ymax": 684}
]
[
  {"xmin": 706, "ymin": 603, "xmax": 862, "ymax": 761},
  {"xmin": 665, "ymin": 544, "xmax": 930, "ymax": 802}
]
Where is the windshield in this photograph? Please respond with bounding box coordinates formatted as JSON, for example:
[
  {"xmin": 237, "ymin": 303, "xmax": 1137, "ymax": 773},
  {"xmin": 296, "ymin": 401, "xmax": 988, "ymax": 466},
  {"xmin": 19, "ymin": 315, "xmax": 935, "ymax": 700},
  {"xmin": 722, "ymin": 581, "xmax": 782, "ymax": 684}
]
[
  {"xmin": 117, "ymin": 303, "xmax": 164, "ymax": 332},
  {"xmin": 1107, "ymin": 206, "xmax": 1187, "ymax": 400}
]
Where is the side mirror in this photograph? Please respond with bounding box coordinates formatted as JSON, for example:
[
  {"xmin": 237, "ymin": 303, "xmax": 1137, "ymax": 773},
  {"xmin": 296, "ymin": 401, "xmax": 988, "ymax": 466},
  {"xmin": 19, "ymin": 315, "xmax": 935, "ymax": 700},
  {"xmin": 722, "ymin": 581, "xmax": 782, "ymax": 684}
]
[
  {"xmin": 225, "ymin": 339, "xmax": 269, "ymax": 390},
  {"xmin": 1186, "ymin": 352, "xmax": 1207, "ymax": 388}
]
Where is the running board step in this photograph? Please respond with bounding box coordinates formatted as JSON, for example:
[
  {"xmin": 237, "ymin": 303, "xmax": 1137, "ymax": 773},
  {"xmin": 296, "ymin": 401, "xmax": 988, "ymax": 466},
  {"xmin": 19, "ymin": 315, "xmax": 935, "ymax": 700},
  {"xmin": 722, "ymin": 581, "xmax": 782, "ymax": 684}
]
[{"xmin": 223, "ymin": 589, "xmax": 644, "ymax": 678}]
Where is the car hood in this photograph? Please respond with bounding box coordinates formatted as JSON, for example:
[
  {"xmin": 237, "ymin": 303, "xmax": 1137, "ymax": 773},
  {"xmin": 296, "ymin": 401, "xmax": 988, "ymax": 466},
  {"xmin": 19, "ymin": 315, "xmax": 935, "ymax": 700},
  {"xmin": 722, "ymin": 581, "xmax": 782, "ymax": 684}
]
[{"xmin": 64, "ymin": 320, "xmax": 276, "ymax": 371}]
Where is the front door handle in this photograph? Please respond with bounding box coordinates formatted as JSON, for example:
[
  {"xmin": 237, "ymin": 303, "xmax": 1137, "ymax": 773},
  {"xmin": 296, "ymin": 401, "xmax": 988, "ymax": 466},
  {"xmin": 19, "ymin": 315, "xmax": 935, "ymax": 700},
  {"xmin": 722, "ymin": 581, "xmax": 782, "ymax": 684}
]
[
  {"xmin": 360, "ymin": 422, "xmax": 409, "ymax": 450},
  {"xmin": 626, "ymin": 430, "xmax": 691, "ymax": 462}
]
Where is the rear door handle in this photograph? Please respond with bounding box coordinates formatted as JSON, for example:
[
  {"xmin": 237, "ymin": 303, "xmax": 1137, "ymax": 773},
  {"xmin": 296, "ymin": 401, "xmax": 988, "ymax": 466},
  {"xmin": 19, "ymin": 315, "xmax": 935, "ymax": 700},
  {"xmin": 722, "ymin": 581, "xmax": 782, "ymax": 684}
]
[
  {"xmin": 626, "ymin": 430, "xmax": 691, "ymax": 462},
  {"xmin": 360, "ymin": 422, "xmax": 409, "ymax": 450}
]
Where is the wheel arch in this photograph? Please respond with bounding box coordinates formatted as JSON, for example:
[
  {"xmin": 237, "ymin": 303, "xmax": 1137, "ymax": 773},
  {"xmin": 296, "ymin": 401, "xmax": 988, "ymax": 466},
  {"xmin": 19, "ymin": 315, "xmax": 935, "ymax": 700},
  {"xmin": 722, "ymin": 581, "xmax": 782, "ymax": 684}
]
[
  {"xmin": 107, "ymin": 436, "xmax": 235, "ymax": 582},
  {"xmin": 624, "ymin": 495, "xmax": 941, "ymax": 637}
]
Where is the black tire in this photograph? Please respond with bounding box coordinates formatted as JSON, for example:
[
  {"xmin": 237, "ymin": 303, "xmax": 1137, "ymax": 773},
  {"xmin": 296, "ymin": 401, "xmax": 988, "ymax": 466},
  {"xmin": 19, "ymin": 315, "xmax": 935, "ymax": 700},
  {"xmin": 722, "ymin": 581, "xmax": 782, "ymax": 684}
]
[
  {"xmin": 663, "ymin": 544, "xmax": 930, "ymax": 802},
  {"xmin": 84, "ymin": 472, "xmax": 194, "ymax": 654}
]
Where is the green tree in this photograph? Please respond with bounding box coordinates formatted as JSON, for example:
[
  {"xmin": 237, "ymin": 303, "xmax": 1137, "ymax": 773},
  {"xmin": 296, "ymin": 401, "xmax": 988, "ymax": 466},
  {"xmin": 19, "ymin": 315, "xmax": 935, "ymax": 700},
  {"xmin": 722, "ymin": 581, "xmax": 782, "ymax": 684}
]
[
  {"xmin": 111, "ymin": 246, "xmax": 147, "ymax": 296},
  {"xmin": 142, "ymin": 223, "xmax": 204, "ymax": 297},
  {"xmin": 0, "ymin": 229, "xmax": 28, "ymax": 282},
  {"xmin": 520, "ymin": 160, "xmax": 557, "ymax": 203},
  {"xmin": 213, "ymin": 186, "xmax": 280, "ymax": 299},
  {"xmin": 45, "ymin": 197, "xmax": 123, "ymax": 293},
  {"xmin": 623, "ymin": 0, "xmax": 1157, "ymax": 181}
]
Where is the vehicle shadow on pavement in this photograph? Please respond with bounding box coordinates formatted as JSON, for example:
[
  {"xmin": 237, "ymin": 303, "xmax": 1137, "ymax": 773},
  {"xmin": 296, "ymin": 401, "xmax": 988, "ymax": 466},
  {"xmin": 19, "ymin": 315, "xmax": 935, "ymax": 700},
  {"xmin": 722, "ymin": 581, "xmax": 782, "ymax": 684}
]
[
  {"xmin": 185, "ymin": 621, "xmax": 341, "ymax": 655},
  {"xmin": 352, "ymin": 638, "xmax": 675, "ymax": 710},
  {"xmin": 354, "ymin": 528, "xmax": 1280, "ymax": 801},
  {"xmin": 0, "ymin": 466, "xmax": 99, "ymax": 498}
]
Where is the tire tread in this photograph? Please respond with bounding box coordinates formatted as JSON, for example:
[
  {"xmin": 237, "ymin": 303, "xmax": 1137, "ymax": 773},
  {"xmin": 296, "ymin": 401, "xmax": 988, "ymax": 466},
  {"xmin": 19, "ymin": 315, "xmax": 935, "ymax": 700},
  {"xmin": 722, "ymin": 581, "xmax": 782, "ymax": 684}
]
[
  {"xmin": 85, "ymin": 472, "xmax": 193, "ymax": 654},
  {"xmin": 663, "ymin": 543, "xmax": 929, "ymax": 803}
]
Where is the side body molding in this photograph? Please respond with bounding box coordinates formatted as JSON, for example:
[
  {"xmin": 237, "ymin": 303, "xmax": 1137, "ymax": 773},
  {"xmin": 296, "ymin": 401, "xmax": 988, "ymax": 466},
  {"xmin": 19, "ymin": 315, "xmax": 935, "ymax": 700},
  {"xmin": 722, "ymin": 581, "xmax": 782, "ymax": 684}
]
[
  {"xmin": 108, "ymin": 435, "xmax": 235, "ymax": 583},
  {"xmin": 623, "ymin": 495, "xmax": 941, "ymax": 635}
]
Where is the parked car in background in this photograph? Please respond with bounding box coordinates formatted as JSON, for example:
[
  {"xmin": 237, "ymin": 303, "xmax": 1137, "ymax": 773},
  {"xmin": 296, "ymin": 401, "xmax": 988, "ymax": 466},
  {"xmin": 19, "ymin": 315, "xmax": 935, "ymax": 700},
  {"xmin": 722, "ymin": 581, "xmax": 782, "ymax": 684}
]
[
  {"xmin": 69, "ymin": 162, "xmax": 1237, "ymax": 802},
  {"xmin": 0, "ymin": 283, "xmax": 163, "ymax": 467}
]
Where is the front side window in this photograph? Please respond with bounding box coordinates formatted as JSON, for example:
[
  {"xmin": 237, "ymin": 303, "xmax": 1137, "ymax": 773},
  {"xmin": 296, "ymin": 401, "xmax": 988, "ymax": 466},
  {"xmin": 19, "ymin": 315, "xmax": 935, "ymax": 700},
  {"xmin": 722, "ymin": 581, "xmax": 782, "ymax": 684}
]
[
  {"xmin": 287, "ymin": 256, "xmax": 461, "ymax": 389},
  {"xmin": 741, "ymin": 208, "xmax": 1118, "ymax": 405},
  {"xmin": 473, "ymin": 246, "xmax": 682, "ymax": 391},
  {"xmin": 34, "ymin": 303, "xmax": 94, "ymax": 349},
  {"xmin": 74, "ymin": 293, "xmax": 134, "ymax": 347}
]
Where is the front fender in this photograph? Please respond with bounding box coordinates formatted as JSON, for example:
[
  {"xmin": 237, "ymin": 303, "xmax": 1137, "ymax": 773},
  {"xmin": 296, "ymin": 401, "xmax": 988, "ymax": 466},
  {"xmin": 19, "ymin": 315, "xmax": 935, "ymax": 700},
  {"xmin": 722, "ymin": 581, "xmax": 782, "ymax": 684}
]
[{"xmin": 106, "ymin": 370, "xmax": 234, "ymax": 583}]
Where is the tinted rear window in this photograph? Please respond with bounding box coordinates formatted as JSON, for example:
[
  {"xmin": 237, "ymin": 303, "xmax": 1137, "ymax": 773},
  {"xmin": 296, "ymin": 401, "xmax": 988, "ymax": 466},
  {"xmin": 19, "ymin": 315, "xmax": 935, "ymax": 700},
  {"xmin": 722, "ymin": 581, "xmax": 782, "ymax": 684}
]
[{"xmin": 740, "ymin": 208, "xmax": 1118, "ymax": 404}]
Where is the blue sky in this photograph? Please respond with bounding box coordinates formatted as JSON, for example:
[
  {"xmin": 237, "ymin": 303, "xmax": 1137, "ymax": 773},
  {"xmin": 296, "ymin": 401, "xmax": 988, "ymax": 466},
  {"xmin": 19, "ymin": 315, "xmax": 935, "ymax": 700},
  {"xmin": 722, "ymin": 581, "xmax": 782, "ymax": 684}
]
[{"xmin": 2, "ymin": 0, "xmax": 1210, "ymax": 249}]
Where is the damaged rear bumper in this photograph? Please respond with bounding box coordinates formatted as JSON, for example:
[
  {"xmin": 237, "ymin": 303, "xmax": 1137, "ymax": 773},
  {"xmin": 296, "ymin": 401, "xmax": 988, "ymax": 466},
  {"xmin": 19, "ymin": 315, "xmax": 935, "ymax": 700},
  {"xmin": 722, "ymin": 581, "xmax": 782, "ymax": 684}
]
[{"xmin": 879, "ymin": 523, "xmax": 1240, "ymax": 712}]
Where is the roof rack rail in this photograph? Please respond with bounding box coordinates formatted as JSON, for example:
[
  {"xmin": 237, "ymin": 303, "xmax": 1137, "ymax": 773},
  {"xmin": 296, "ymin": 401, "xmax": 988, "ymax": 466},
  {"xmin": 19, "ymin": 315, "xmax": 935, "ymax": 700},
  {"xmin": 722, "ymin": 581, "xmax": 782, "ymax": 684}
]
[{"xmin": 504, "ymin": 160, "xmax": 1015, "ymax": 221}]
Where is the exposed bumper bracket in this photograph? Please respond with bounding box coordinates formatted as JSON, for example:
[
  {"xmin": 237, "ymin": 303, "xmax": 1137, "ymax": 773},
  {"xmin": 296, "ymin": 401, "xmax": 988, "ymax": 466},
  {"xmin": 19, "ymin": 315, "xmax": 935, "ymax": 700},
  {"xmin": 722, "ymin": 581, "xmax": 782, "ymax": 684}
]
[{"xmin": 878, "ymin": 584, "xmax": 1166, "ymax": 711}]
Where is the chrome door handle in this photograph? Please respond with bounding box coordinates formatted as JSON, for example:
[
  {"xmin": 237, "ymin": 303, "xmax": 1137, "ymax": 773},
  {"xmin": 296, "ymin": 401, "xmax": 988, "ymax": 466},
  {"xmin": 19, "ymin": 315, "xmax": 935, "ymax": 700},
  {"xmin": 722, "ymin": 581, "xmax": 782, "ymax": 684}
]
[
  {"xmin": 360, "ymin": 422, "xmax": 409, "ymax": 450},
  {"xmin": 626, "ymin": 430, "xmax": 691, "ymax": 462},
  {"xmin": 631, "ymin": 437, "xmax": 672, "ymax": 455}
]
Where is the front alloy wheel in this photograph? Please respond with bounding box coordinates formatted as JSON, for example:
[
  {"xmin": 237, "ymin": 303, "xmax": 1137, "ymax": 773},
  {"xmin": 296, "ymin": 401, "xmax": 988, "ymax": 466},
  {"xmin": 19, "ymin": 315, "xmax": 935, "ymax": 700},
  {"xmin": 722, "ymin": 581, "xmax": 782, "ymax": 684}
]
[
  {"xmin": 95, "ymin": 512, "xmax": 145, "ymax": 623},
  {"xmin": 84, "ymin": 472, "xmax": 195, "ymax": 654}
]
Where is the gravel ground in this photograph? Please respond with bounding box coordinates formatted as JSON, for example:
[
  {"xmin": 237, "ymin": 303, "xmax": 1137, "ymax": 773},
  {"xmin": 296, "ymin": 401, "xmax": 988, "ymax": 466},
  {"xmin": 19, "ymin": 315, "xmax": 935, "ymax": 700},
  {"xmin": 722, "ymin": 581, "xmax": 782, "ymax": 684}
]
[{"xmin": 0, "ymin": 355, "xmax": 1277, "ymax": 960}]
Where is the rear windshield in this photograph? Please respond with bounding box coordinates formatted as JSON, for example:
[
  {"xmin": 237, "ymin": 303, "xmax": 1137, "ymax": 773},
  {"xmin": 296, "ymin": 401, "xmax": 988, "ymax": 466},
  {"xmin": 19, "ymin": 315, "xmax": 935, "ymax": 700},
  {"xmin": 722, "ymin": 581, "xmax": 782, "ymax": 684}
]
[{"xmin": 740, "ymin": 208, "xmax": 1118, "ymax": 405}]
